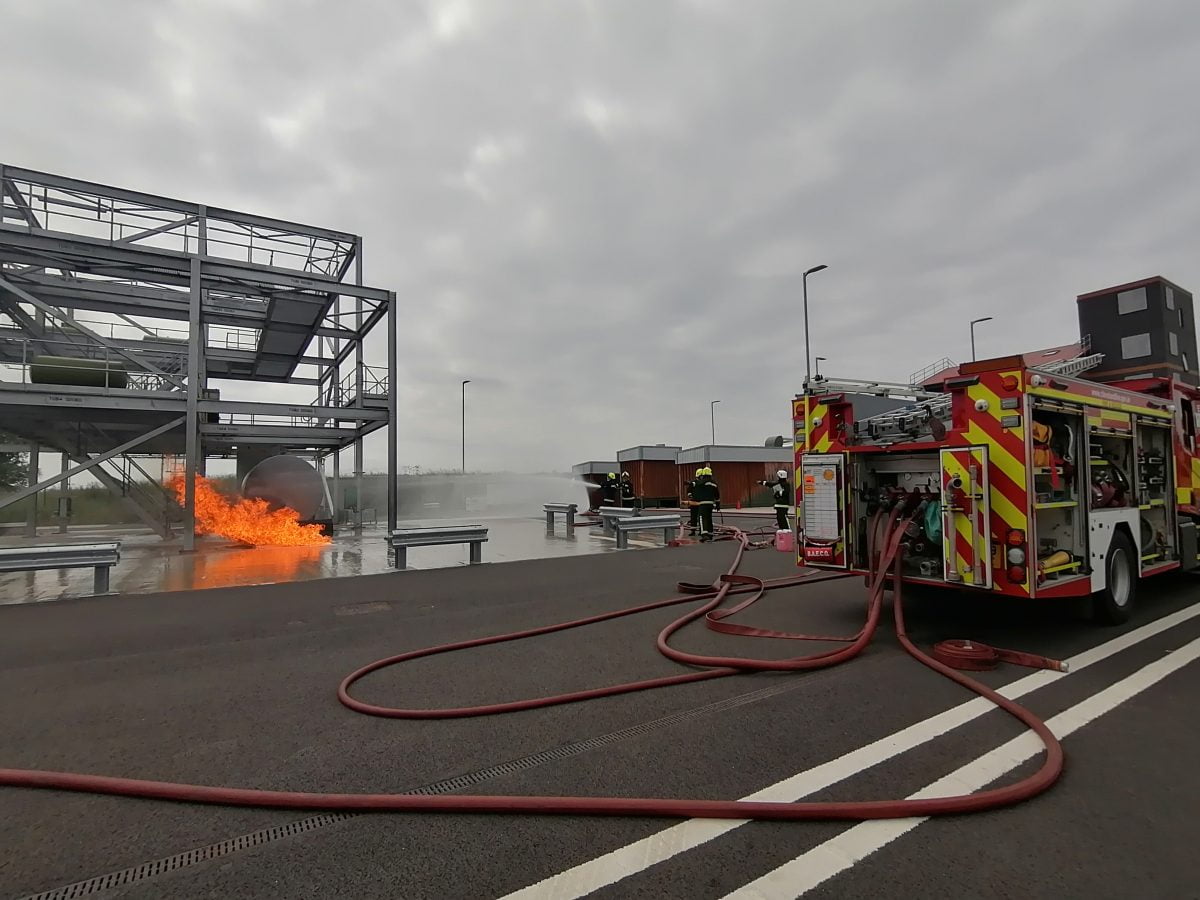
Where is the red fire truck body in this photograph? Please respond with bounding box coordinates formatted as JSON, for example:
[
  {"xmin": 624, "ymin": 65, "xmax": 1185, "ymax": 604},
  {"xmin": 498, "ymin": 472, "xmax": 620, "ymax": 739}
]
[{"xmin": 793, "ymin": 351, "xmax": 1200, "ymax": 622}]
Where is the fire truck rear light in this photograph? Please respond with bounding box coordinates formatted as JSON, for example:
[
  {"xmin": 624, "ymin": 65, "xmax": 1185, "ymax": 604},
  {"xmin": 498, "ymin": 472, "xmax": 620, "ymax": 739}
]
[
  {"xmin": 1007, "ymin": 547, "xmax": 1027, "ymax": 566},
  {"xmin": 1008, "ymin": 565, "xmax": 1027, "ymax": 584},
  {"xmin": 1001, "ymin": 375, "xmax": 1020, "ymax": 392},
  {"xmin": 1006, "ymin": 528, "xmax": 1026, "ymax": 546}
]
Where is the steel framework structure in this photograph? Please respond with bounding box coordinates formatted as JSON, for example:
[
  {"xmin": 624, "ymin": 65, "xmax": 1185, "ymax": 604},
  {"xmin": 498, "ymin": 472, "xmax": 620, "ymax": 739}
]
[{"xmin": 0, "ymin": 164, "xmax": 398, "ymax": 548}]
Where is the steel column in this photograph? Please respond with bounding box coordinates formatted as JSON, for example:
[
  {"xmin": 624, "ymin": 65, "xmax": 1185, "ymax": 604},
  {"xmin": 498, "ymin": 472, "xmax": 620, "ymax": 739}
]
[
  {"xmin": 387, "ymin": 290, "xmax": 397, "ymax": 532},
  {"xmin": 58, "ymin": 450, "xmax": 69, "ymax": 534},
  {"xmin": 183, "ymin": 247, "xmax": 202, "ymax": 550},
  {"xmin": 332, "ymin": 448, "xmax": 342, "ymax": 522},
  {"xmin": 353, "ymin": 237, "xmax": 364, "ymax": 532},
  {"xmin": 24, "ymin": 442, "xmax": 38, "ymax": 537}
]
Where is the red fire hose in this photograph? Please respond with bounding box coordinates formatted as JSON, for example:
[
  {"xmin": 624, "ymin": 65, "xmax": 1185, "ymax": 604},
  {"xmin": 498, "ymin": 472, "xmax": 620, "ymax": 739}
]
[{"xmin": 0, "ymin": 511, "xmax": 1064, "ymax": 821}]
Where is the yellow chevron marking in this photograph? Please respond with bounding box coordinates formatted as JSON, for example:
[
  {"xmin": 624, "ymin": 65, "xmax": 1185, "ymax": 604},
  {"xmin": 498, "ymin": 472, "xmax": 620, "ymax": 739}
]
[{"xmin": 963, "ymin": 421, "xmax": 1024, "ymax": 495}]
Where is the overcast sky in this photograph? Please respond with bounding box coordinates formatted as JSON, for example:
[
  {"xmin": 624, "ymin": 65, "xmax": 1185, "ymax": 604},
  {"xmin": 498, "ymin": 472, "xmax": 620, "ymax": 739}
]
[{"xmin": 5, "ymin": 0, "xmax": 1199, "ymax": 473}]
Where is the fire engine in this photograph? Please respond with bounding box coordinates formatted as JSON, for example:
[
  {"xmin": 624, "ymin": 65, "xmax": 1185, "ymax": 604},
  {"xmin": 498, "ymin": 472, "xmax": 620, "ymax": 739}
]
[{"xmin": 794, "ymin": 276, "xmax": 1200, "ymax": 623}]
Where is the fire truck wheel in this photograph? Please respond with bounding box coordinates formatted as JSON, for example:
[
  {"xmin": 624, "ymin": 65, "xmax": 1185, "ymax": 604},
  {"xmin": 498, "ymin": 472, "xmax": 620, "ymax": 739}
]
[{"xmin": 1093, "ymin": 531, "xmax": 1137, "ymax": 625}]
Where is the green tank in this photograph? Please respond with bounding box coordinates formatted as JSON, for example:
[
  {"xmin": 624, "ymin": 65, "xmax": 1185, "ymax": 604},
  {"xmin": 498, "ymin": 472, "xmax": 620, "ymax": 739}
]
[{"xmin": 29, "ymin": 355, "xmax": 129, "ymax": 389}]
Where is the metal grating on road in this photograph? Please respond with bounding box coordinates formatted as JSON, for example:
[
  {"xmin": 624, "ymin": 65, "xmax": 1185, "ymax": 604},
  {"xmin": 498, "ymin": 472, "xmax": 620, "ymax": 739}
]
[{"xmin": 18, "ymin": 676, "xmax": 815, "ymax": 900}]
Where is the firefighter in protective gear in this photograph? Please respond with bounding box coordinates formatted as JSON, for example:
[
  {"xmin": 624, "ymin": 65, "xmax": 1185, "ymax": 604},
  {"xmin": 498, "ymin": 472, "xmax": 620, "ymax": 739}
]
[
  {"xmin": 619, "ymin": 471, "xmax": 638, "ymax": 509},
  {"xmin": 692, "ymin": 466, "xmax": 720, "ymax": 542},
  {"xmin": 758, "ymin": 469, "xmax": 792, "ymax": 530},
  {"xmin": 598, "ymin": 473, "xmax": 620, "ymax": 508},
  {"xmin": 685, "ymin": 468, "xmax": 703, "ymax": 534}
]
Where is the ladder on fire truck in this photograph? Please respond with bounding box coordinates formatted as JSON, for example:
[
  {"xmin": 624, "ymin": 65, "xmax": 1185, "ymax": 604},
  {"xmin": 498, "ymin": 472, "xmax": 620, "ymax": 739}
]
[{"xmin": 823, "ymin": 352, "xmax": 1106, "ymax": 443}]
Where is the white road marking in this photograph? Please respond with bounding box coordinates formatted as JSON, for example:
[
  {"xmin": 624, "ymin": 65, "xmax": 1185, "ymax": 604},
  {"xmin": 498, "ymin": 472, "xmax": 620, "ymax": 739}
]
[
  {"xmin": 722, "ymin": 633, "xmax": 1200, "ymax": 899},
  {"xmin": 500, "ymin": 603, "xmax": 1200, "ymax": 899}
]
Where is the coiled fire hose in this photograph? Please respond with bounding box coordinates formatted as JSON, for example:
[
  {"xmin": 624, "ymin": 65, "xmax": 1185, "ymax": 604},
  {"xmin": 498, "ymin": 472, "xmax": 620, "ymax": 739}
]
[{"xmin": 0, "ymin": 511, "xmax": 1065, "ymax": 821}]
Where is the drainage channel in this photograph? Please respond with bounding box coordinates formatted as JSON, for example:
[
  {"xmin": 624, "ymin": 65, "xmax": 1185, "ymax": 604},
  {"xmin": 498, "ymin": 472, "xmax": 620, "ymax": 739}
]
[{"xmin": 17, "ymin": 669, "xmax": 840, "ymax": 900}]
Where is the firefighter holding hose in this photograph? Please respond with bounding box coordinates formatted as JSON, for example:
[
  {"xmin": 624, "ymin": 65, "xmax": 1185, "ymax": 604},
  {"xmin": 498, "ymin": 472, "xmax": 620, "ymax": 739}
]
[
  {"xmin": 598, "ymin": 473, "xmax": 620, "ymax": 508},
  {"xmin": 692, "ymin": 467, "xmax": 720, "ymax": 542},
  {"xmin": 758, "ymin": 469, "xmax": 793, "ymax": 530}
]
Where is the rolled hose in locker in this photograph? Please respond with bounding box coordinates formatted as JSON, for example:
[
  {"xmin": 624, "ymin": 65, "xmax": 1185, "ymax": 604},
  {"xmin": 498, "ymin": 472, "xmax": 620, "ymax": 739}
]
[{"xmin": 0, "ymin": 511, "xmax": 1064, "ymax": 821}]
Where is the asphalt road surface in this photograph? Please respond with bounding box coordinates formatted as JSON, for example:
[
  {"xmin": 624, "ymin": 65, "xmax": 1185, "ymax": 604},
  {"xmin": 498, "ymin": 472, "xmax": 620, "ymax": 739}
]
[{"xmin": 2, "ymin": 534, "xmax": 1198, "ymax": 899}]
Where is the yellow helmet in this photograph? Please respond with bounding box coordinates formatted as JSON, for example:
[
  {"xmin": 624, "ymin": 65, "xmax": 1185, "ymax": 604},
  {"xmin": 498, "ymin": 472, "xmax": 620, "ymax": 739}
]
[
  {"xmin": 702, "ymin": 467, "xmax": 713, "ymax": 476},
  {"xmin": 694, "ymin": 468, "xmax": 704, "ymax": 477}
]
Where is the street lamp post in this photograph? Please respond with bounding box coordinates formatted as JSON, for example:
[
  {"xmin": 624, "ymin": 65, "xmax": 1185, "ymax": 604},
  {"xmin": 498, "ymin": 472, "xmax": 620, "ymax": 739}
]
[
  {"xmin": 802, "ymin": 264, "xmax": 828, "ymax": 454},
  {"xmin": 461, "ymin": 379, "xmax": 470, "ymax": 473},
  {"xmin": 710, "ymin": 399, "xmax": 720, "ymax": 445},
  {"xmin": 969, "ymin": 317, "xmax": 994, "ymax": 362},
  {"xmin": 802, "ymin": 264, "xmax": 828, "ymax": 392}
]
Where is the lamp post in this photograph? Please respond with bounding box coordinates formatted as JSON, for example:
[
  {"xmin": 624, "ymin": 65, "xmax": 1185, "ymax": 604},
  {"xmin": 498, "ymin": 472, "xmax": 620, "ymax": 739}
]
[
  {"xmin": 802, "ymin": 264, "xmax": 828, "ymax": 454},
  {"xmin": 710, "ymin": 399, "xmax": 720, "ymax": 445},
  {"xmin": 970, "ymin": 316, "xmax": 994, "ymax": 362},
  {"xmin": 461, "ymin": 379, "xmax": 470, "ymax": 473},
  {"xmin": 802, "ymin": 264, "xmax": 828, "ymax": 392}
]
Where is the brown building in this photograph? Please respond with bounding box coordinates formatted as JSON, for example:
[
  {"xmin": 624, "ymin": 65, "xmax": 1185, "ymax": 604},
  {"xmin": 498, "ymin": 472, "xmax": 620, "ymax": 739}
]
[
  {"xmin": 616, "ymin": 445, "xmax": 682, "ymax": 507},
  {"xmin": 675, "ymin": 445, "xmax": 794, "ymax": 508}
]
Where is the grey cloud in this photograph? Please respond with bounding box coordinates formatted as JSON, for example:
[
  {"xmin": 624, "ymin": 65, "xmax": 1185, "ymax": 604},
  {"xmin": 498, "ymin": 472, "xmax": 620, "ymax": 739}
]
[{"xmin": 5, "ymin": 0, "xmax": 1199, "ymax": 471}]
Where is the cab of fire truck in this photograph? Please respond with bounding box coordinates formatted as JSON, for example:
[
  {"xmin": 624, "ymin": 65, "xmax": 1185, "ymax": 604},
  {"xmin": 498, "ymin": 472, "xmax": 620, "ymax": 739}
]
[{"xmin": 794, "ymin": 348, "xmax": 1200, "ymax": 625}]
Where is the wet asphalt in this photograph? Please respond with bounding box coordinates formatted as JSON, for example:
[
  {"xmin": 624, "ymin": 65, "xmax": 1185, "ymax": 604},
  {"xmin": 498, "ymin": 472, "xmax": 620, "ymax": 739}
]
[{"xmin": 1, "ymin": 528, "xmax": 1197, "ymax": 899}]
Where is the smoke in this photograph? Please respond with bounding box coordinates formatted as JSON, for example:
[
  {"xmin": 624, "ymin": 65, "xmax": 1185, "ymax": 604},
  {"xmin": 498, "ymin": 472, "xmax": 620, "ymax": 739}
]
[{"xmin": 330, "ymin": 472, "xmax": 594, "ymax": 520}]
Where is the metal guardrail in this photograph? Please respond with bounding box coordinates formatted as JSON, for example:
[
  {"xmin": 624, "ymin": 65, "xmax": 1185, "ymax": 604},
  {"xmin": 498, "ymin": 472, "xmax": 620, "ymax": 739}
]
[
  {"xmin": 389, "ymin": 525, "xmax": 488, "ymax": 569},
  {"xmin": 1, "ymin": 167, "xmax": 354, "ymax": 277},
  {"xmin": 322, "ymin": 365, "xmax": 390, "ymax": 408},
  {"xmin": 613, "ymin": 515, "xmax": 681, "ymax": 549},
  {"xmin": 908, "ymin": 356, "xmax": 956, "ymax": 386},
  {"xmin": 0, "ymin": 541, "xmax": 120, "ymax": 594},
  {"xmin": 544, "ymin": 502, "xmax": 578, "ymax": 532},
  {"xmin": 596, "ymin": 506, "xmax": 639, "ymax": 534}
]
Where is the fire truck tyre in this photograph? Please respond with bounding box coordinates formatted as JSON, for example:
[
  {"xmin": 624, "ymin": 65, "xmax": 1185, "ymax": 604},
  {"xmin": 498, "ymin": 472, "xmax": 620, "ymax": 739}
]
[{"xmin": 1093, "ymin": 531, "xmax": 1137, "ymax": 625}]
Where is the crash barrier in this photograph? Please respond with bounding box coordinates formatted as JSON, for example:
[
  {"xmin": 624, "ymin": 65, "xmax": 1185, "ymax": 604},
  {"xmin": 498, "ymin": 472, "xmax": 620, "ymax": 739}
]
[
  {"xmin": 597, "ymin": 506, "xmax": 640, "ymax": 534},
  {"xmin": 614, "ymin": 514, "xmax": 681, "ymax": 549},
  {"xmin": 0, "ymin": 542, "xmax": 121, "ymax": 595},
  {"xmin": 543, "ymin": 503, "xmax": 578, "ymax": 532},
  {"xmin": 389, "ymin": 526, "xmax": 488, "ymax": 570}
]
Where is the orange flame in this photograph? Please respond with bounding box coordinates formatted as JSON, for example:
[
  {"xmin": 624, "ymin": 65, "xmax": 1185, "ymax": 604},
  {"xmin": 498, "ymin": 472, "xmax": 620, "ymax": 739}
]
[{"xmin": 169, "ymin": 475, "xmax": 331, "ymax": 547}]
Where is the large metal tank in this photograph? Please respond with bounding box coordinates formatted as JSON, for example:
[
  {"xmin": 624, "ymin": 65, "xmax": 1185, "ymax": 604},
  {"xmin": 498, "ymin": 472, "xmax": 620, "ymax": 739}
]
[
  {"xmin": 240, "ymin": 454, "xmax": 325, "ymax": 521},
  {"xmin": 29, "ymin": 355, "xmax": 128, "ymax": 389}
]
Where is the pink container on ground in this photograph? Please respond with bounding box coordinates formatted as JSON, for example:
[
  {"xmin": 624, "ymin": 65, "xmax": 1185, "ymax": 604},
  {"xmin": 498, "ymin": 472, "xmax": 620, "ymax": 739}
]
[{"xmin": 774, "ymin": 529, "xmax": 795, "ymax": 553}]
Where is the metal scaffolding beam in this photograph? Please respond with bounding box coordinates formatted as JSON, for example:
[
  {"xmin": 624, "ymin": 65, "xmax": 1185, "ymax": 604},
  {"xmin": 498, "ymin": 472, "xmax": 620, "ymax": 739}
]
[
  {"xmin": 0, "ymin": 164, "xmax": 396, "ymax": 544},
  {"xmin": 0, "ymin": 416, "xmax": 185, "ymax": 512},
  {"xmin": 0, "ymin": 274, "xmax": 188, "ymax": 389}
]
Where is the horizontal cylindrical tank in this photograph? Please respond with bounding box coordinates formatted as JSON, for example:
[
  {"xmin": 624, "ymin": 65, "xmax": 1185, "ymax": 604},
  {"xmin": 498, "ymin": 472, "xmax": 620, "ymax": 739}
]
[
  {"xmin": 241, "ymin": 454, "xmax": 325, "ymax": 521},
  {"xmin": 29, "ymin": 355, "xmax": 128, "ymax": 389}
]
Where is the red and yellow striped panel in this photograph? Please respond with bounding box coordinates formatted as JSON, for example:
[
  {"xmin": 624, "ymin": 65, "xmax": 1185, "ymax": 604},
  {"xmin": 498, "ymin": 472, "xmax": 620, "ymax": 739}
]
[
  {"xmin": 1175, "ymin": 438, "xmax": 1191, "ymax": 506},
  {"xmin": 941, "ymin": 447, "xmax": 991, "ymax": 588},
  {"xmin": 1182, "ymin": 454, "xmax": 1200, "ymax": 508},
  {"xmin": 962, "ymin": 371, "xmax": 1030, "ymax": 596},
  {"xmin": 792, "ymin": 397, "xmax": 833, "ymax": 454},
  {"xmin": 1087, "ymin": 408, "xmax": 1132, "ymax": 433}
]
